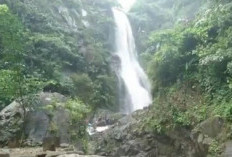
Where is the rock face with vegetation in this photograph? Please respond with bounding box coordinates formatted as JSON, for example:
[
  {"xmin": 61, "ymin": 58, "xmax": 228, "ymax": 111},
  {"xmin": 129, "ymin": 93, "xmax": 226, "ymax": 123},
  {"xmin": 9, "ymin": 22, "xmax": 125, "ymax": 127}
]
[
  {"xmin": 0, "ymin": 92, "xmax": 90, "ymax": 149},
  {"xmin": 88, "ymin": 109, "xmax": 228, "ymax": 156}
]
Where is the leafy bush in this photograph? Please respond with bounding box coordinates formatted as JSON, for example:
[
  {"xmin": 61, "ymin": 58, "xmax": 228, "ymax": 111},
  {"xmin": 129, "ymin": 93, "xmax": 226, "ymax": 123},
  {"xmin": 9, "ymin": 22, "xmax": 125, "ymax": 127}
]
[
  {"xmin": 65, "ymin": 98, "xmax": 91, "ymax": 152},
  {"xmin": 71, "ymin": 73, "xmax": 94, "ymax": 103},
  {"xmin": 145, "ymin": 84, "xmax": 207, "ymax": 133},
  {"xmin": 91, "ymin": 75, "xmax": 117, "ymax": 110},
  {"xmin": 65, "ymin": 98, "xmax": 91, "ymax": 124},
  {"xmin": 0, "ymin": 70, "xmax": 46, "ymax": 109},
  {"xmin": 0, "ymin": 70, "xmax": 18, "ymax": 108}
]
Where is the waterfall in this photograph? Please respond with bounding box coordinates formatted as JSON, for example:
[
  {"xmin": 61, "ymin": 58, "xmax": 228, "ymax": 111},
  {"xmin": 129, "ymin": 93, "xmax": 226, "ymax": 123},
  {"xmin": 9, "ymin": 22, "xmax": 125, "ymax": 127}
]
[{"xmin": 112, "ymin": 8, "xmax": 152, "ymax": 114}]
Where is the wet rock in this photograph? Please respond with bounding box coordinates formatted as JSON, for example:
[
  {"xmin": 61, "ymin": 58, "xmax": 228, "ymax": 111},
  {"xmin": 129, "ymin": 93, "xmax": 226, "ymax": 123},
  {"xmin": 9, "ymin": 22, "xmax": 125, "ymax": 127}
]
[{"xmin": 91, "ymin": 109, "xmax": 126, "ymax": 127}]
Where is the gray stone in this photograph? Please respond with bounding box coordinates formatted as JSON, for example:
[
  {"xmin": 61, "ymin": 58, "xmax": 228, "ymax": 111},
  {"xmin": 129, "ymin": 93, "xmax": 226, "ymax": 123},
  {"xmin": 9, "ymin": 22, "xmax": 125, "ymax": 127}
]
[
  {"xmin": 198, "ymin": 116, "xmax": 224, "ymax": 138},
  {"xmin": 0, "ymin": 92, "xmax": 73, "ymax": 147},
  {"xmin": 222, "ymin": 141, "xmax": 232, "ymax": 157},
  {"xmin": 25, "ymin": 111, "xmax": 50, "ymax": 144},
  {"xmin": 90, "ymin": 108, "xmax": 213, "ymax": 157},
  {"xmin": 0, "ymin": 101, "xmax": 24, "ymax": 146},
  {"xmin": 197, "ymin": 134, "xmax": 204, "ymax": 143}
]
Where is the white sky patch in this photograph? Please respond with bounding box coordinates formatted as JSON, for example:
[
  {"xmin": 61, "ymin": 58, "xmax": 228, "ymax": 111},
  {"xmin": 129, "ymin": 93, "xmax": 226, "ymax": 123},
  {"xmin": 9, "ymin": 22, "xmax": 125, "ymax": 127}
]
[{"xmin": 118, "ymin": 0, "xmax": 136, "ymax": 11}]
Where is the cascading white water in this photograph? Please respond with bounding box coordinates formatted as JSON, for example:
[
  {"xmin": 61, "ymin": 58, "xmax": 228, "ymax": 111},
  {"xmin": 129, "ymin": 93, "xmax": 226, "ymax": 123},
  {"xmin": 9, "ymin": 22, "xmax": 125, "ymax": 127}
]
[{"xmin": 112, "ymin": 8, "xmax": 152, "ymax": 114}]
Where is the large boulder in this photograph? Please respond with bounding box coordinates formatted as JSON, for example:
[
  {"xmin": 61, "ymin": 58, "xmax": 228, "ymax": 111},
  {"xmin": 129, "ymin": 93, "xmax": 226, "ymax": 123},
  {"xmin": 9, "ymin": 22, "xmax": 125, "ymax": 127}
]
[
  {"xmin": 24, "ymin": 92, "xmax": 70, "ymax": 145},
  {"xmin": 197, "ymin": 116, "xmax": 224, "ymax": 138},
  {"xmin": 0, "ymin": 101, "xmax": 24, "ymax": 147},
  {"xmin": 0, "ymin": 92, "xmax": 72, "ymax": 146}
]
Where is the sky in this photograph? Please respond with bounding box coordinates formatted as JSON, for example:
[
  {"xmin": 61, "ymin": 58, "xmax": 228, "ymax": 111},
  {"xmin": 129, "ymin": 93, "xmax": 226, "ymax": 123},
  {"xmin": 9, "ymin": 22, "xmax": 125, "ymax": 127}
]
[{"xmin": 118, "ymin": 0, "xmax": 136, "ymax": 11}]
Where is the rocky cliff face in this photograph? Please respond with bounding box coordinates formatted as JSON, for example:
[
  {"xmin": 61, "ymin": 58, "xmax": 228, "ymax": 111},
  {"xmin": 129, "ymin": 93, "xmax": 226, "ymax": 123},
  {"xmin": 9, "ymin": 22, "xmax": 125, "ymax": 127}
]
[
  {"xmin": 0, "ymin": 92, "xmax": 71, "ymax": 147},
  {"xmin": 88, "ymin": 108, "xmax": 230, "ymax": 157}
]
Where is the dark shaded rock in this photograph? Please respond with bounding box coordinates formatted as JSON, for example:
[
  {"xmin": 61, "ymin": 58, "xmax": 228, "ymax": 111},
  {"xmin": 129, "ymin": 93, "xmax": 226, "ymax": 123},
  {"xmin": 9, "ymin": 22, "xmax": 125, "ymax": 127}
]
[
  {"xmin": 25, "ymin": 111, "xmax": 50, "ymax": 144},
  {"xmin": 8, "ymin": 138, "xmax": 20, "ymax": 148},
  {"xmin": 36, "ymin": 153, "xmax": 47, "ymax": 157},
  {"xmin": 0, "ymin": 153, "xmax": 10, "ymax": 157},
  {"xmin": 43, "ymin": 137, "xmax": 60, "ymax": 151}
]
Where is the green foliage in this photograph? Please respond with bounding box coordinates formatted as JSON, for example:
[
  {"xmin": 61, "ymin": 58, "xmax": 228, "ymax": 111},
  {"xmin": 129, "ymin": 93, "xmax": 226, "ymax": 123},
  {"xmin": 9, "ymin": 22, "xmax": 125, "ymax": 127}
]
[
  {"xmin": 65, "ymin": 98, "xmax": 90, "ymax": 153},
  {"xmin": 48, "ymin": 121, "xmax": 58, "ymax": 136},
  {"xmin": 147, "ymin": 1, "xmax": 232, "ymax": 100},
  {"xmin": 0, "ymin": 5, "xmax": 45, "ymax": 109},
  {"xmin": 213, "ymin": 102, "xmax": 232, "ymax": 121},
  {"xmin": 70, "ymin": 73, "xmax": 117, "ymax": 109},
  {"xmin": 0, "ymin": 70, "xmax": 18, "ymax": 107},
  {"xmin": 0, "ymin": 69, "xmax": 45, "ymax": 109},
  {"xmin": 71, "ymin": 73, "xmax": 93, "ymax": 103},
  {"xmin": 208, "ymin": 139, "xmax": 221, "ymax": 156},
  {"xmin": 147, "ymin": 27, "xmax": 199, "ymax": 93},
  {"xmin": 143, "ymin": 0, "xmax": 232, "ymax": 134},
  {"xmin": 65, "ymin": 99, "xmax": 91, "ymax": 124},
  {"xmin": 129, "ymin": 0, "xmax": 206, "ymax": 52},
  {"xmin": 145, "ymin": 85, "xmax": 208, "ymax": 133},
  {"xmin": 0, "ymin": 0, "xmax": 118, "ymax": 111},
  {"xmin": 91, "ymin": 75, "xmax": 117, "ymax": 110},
  {"xmin": 0, "ymin": 4, "xmax": 23, "ymax": 57}
]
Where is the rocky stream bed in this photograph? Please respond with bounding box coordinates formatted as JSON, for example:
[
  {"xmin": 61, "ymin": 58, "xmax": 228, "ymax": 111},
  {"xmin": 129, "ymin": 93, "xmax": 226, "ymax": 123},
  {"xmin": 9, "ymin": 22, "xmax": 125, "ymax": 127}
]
[{"xmin": 1, "ymin": 92, "xmax": 232, "ymax": 157}]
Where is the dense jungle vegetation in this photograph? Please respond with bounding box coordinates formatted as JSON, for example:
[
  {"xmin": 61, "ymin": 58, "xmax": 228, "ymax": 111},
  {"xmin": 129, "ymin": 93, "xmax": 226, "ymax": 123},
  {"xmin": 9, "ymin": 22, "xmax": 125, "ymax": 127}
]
[
  {"xmin": 0, "ymin": 0, "xmax": 118, "ymax": 111},
  {"xmin": 140, "ymin": 0, "xmax": 232, "ymax": 129}
]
